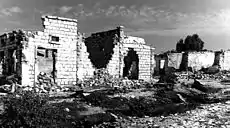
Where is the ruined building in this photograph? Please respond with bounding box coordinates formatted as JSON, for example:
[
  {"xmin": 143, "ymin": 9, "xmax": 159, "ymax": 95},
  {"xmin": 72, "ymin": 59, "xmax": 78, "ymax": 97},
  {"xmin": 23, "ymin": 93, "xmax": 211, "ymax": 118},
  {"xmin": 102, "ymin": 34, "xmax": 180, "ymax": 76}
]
[
  {"xmin": 155, "ymin": 50, "xmax": 230, "ymax": 75},
  {"xmin": 82, "ymin": 26, "xmax": 155, "ymax": 80},
  {"xmin": 0, "ymin": 16, "xmax": 155, "ymax": 87}
]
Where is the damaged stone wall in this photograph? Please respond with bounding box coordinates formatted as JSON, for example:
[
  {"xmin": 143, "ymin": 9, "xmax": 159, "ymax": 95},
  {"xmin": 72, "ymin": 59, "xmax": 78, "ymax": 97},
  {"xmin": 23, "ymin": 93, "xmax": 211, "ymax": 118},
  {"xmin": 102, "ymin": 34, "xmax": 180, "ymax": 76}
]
[
  {"xmin": 2, "ymin": 16, "xmax": 80, "ymax": 86},
  {"xmin": 84, "ymin": 26, "xmax": 155, "ymax": 81},
  {"xmin": 167, "ymin": 53, "xmax": 183, "ymax": 70},
  {"xmin": 0, "ymin": 51, "xmax": 3, "ymax": 74},
  {"xmin": 85, "ymin": 27, "xmax": 121, "ymax": 78},
  {"xmin": 77, "ymin": 33, "xmax": 95, "ymax": 80},
  {"xmin": 0, "ymin": 30, "xmax": 26, "ymax": 84},
  {"xmin": 106, "ymin": 26, "xmax": 123, "ymax": 78},
  {"xmin": 154, "ymin": 51, "xmax": 215, "ymax": 75},
  {"xmin": 1, "ymin": 16, "xmax": 155, "ymax": 85},
  {"xmin": 164, "ymin": 52, "xmax": 183, "ymax": 74},
  {"xmin": 27, "ymin": 16, "xmax": 78, "ymax": 86},
  {"xmin": 154, "ymin": 54, "xmax": 167, "ymax": 75},
  {"xmin": 123, "ymin": 36, "xmax": 154, "ymax": 81},
  {"xmin": 154, "ymin": 52, "xmax": 182, "ymax": 75},
  {"xmin": 219, "ymin": 50, "xmax": 230, "ymax": 70},
  {"xmin": 187, "ymin": 52, "xmax": 215, "ymax": 71}
]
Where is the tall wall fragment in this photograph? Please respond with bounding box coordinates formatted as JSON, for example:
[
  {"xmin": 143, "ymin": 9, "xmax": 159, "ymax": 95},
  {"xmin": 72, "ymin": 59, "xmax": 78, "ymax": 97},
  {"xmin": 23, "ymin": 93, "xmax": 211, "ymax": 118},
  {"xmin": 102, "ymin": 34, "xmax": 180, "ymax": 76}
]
[{"xmin": 84, "ymin": 26, "xmax": 155, "ymax": 81}]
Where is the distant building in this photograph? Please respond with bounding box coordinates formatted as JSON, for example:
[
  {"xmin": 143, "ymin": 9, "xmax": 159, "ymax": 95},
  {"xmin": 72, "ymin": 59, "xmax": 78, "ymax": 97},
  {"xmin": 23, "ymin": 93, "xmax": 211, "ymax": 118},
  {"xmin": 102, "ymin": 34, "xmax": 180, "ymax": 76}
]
[{"xmin": 154, "ymin": 50, "xmax": 230, "ymax": 75}]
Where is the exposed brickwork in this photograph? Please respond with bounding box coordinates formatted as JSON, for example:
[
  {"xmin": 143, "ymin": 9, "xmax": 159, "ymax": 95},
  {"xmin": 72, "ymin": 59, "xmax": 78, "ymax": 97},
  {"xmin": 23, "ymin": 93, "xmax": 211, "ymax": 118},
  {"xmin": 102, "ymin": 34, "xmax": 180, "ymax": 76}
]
[
  {"xmin": 0, "ymin": 30, "xmax": 26, "ymax": 83},
  {"xmin": 0, "ymin": 15, "xmax": 155, "ymax": 86},
  {"xmin": 85, "ymin": 26, "xmax": 155, "ymax": 81},
  {"xmin": 123, "ymin": 36, "xmax": 154, "ymax": 81},
  {"xmin": 27, "ymin": 16, "xmax": 79, "ymax": 86},
  {"xmin": 77, "ymin": 33, "xmax": 95, "ymax": 80},
  {"xmin": 0, "ymin": 16, "xmax": 80, "ymax": 86}
]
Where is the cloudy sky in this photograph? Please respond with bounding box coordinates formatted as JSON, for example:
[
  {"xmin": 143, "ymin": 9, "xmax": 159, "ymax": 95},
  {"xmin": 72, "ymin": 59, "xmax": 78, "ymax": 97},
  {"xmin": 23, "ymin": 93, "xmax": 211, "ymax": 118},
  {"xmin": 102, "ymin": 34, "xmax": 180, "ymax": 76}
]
[{"xmin": 0, "ymin": 0, "xmax": 230, "ymax": 53}]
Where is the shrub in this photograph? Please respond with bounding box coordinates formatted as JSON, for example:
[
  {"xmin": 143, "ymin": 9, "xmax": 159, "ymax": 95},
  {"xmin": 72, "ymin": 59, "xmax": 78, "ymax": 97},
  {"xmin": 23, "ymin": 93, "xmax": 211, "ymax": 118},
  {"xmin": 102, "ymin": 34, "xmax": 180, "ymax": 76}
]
[{"xmin": 1, "ymin": 91, "xmax": 74, "ymax": 127}]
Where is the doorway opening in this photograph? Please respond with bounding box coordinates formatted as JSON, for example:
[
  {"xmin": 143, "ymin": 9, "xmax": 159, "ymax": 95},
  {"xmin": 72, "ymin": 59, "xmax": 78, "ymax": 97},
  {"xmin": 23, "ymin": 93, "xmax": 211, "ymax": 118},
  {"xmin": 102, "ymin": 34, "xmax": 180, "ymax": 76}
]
[
  {"xmin": 37, "ymin": 47, "xmax": 57, "ymax": 83},
  {"xmin": 0, "ymin": 51, "xmax": 4, "ymax": 75},
  {"xmin": 123, "ymin": 48, "xmax": 139, "ymax": 80},
  {"xmin": 7, "ymin": 49, "xmax": 17, "ymax": 75}
]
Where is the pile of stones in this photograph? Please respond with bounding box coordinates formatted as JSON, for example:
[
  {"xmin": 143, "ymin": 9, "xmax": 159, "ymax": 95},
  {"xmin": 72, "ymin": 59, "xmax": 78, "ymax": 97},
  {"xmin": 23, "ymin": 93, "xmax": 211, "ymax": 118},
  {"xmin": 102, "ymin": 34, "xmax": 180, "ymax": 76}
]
[
  {"xmin": 174, "ymin": 71, "xmax": 194, "ymax": 80},
  {"xmin": 194, "ymin": 73, "xmax": 227, "ymax": 80},
  {"xmin": 175, "ymin": 71, "xmax": 230, "ymax": 81},
  {"xmin": 81, "ymin": 68, "xmax": 151, "ymax": 89},
  {"xmin": 82, "ymin": 69, "xmax": 121, "ymax": 87},
  {"xmin": 36, "ymin": 72, "xmax": 55, "ymax": 92}
]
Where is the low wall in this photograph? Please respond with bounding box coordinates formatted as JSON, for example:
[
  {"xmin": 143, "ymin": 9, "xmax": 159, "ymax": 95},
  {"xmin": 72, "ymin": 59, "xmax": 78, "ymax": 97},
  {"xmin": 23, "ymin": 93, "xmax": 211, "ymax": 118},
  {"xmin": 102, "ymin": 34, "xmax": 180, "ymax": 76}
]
[
  {"xmin": 188, "ymin": 52, "xmax": 215, "ymax": 71},
  {"xmin": 219, "ymin": 51, "xmax": 230, "ymax": 71}
]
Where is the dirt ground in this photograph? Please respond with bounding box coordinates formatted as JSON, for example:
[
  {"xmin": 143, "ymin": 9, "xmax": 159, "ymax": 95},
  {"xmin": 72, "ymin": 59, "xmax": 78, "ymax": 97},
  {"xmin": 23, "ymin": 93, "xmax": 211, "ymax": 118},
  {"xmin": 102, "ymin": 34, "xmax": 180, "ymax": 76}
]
[
  {"xmin": 44, "ymin": 79, "xmax": 230, "ymax": 127},
  {"xmin": 1, "ymin": 77, "xmax": 230, "ymax": 127}
]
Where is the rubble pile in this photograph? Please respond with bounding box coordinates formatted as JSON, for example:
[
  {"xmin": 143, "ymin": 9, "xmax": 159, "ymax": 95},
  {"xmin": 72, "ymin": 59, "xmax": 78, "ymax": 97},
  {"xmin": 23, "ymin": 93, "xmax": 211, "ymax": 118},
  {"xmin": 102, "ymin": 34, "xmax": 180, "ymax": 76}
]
[
  {"xmin": 81, "ymin": 68, "xmax": 150, "ymax": 89},
  {"xmin": 23, "ymin": 72, "xmax": 64, "ymax": 93},
  {"xmin": 37, "ymin": 72, "xmax": 55, "ymax": 91},
  {"xmin": 194, "ymin": 72, "xmax": 229, "ymax": 80},
  {"xmin": 121, "ymin": 79, "xmax": 151, "ymax": 89},
  {"xmin": 174, "ymin": 71, "xmax": 193, "ymax": 79},
  {"xmin": 175, "ymin": 71, "xmax": 230, "ymax": 80},
  {"xmin": 0, "ymin": 74, "xmax": 21, "ymax": 93},
  {"xmin": 82, "ymin": 69, "xmax": 120, "ymax": 87},
  {"xmin": 0, "ymin": 85, "xmax": 11, "ymax": 93}
]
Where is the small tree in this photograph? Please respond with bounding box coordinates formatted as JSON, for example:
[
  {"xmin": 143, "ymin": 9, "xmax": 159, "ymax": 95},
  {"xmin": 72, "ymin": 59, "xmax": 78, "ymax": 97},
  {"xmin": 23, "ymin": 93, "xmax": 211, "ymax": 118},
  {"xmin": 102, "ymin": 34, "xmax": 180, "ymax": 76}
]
[
  {"xmin": 176, "ymin": 34, "xmax": 205, "ymax": 52},
  {"xmin": 176, "ymin": 39, "xmax": 184, "ymax": 52}
]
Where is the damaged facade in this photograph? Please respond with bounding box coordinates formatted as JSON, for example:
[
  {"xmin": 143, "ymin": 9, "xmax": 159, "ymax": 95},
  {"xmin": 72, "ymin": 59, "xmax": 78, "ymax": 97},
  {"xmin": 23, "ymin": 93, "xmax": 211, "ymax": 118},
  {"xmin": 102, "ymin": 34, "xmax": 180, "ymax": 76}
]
[
  {"xmin": 0, "ymin": 16, "xmax": 79, "ymax": 86},
  {"xmin": 83, "ymin": 26, "xmax": 155, "ymax": 81},
  {"xmin": 0, "ymin": 16, "xmax": 155, "ymax": 87},
  {"xmin": 155, "ymin": 50, "xmax": 230, "ymax": 75}
]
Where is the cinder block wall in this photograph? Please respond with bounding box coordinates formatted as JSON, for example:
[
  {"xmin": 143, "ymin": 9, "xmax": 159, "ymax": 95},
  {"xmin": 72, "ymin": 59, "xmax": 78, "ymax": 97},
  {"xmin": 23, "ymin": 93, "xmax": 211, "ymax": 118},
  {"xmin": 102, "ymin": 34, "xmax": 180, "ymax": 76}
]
[{"xmin": 21, "ymin": 16, "xmax": 79, "ymax": 86}]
